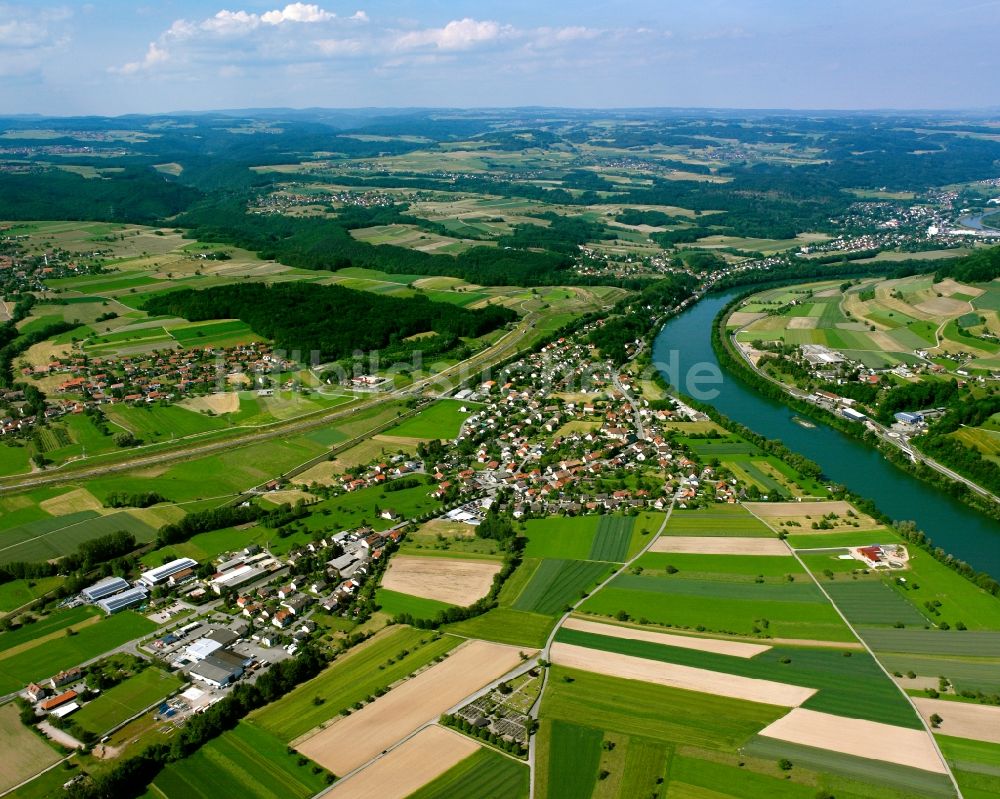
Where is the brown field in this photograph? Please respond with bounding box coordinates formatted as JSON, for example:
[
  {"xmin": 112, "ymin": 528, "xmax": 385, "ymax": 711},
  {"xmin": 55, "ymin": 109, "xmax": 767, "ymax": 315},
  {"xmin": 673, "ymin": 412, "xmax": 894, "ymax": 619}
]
[
  {"xmin": 416, "ymin": 518, "xmax": 477, "ymax": 538},
  {"xmin": 562, "ymin": 617, "xmax": 770, "ymax": 658},
  {"xmin": 914, "ymin": 296, "xmax": 972, "ymax": 317},
  {"xmin": 292, "ymin": 461, "xmax": 341, "ymax": 487},
  {"xmin": 648, "ymin": 536, "xmax": 789, "ymax": 556},
  {"xmin": 259, "ymin": 489, "xmax": 317, "ymax": 506},
  {"xmin": 935, "ymin": 278, "xmax": 983, "ymax": 298},
  {"xmin": 39, "ymin": 487, "xmax": 106, "ymax": 516},
  {"xmin": 381, "ymin": 555, "xmax": 500, "ymax": 606},
  {"xmin": 178, "ymin": 392, "xmax": 240, "ymax": 415},
  {"xmin": 757, "ymin": 708, "xmax": 946, "ymax": 774},
  {"xmin": 745, "ymin": 500, "xmax": 881, "ymax": 532},
  {"xmin": 0, "ymin": 704, "xmax": 61, "ymax": 792},
  {"xmin": 913, "ymin": 698, "xmax": 1000, "ymax": 745},
  {"xmin": 326, "ymin": 725, "xmax": 479, "ymax": 799},
  {"xmin": 787, "ymin": 316, "xmax": 818, "ymax": 330},
  {"xmin": 296, "ymin": 640, "xmax": 528, "ymax": 775},
  {"xmin": 373, "ymin": 433, "xmax": 427, "ymax": 447},
  {"xmin": 728, "ymin": 311, "xmax": 767, "ymax": 327},
  {"xmin": 549, "ymin": 642, "xmax": 815, "ymax": 707}
]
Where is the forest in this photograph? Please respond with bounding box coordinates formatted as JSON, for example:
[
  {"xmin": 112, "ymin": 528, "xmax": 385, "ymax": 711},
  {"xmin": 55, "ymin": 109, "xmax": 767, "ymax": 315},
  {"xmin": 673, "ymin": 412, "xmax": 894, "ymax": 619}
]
[{"xmin": 143, "ymin": 282, "xmax": 517, "ymax": 362}]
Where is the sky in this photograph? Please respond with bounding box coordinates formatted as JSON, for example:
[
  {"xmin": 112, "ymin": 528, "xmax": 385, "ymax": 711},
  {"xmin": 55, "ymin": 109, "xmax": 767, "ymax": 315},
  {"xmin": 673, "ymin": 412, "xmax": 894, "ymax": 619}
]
[{"xmin": 1, "ymin": 0, "xmax": 998, "ymax": 116}]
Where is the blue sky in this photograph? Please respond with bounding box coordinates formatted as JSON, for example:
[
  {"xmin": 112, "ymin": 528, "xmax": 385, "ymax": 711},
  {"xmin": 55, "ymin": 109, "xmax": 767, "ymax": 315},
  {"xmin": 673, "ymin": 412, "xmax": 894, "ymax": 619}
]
[{"xmin": 1, "ymin": 1, "xmax": 998, "ymax": 115}]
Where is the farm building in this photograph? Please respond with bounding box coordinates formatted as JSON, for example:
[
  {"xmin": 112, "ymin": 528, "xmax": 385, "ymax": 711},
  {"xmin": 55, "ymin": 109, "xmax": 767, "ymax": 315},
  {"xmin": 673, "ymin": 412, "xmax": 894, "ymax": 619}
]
[
  {"xmin": 97, "ymin": 586, "xmax": 148, "ymax": 615},
  {"xmin": 139, "ymin": 558, "xmax": 198, "ymax": 587},
  {"xmin": 81, "ymin": 576, "xmax": 130, "ymax": 602},
  {"xmin": 40, "ymin": 690, "xmax": 77, "ymax": 712}
]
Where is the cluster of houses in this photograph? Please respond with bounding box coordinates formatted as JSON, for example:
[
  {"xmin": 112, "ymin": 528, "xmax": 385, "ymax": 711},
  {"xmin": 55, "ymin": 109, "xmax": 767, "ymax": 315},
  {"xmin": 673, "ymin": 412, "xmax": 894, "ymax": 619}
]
[
  {"xmin": 0, "ymin": 235, "xmax": 107, "ymax": 296},
  {"xmin": 24, "ymin": 667, "xmax": 86, "ymax": 720},
  {"xmin": 37, "ymin": 343, "xmax": 296, "ymax": 403}
]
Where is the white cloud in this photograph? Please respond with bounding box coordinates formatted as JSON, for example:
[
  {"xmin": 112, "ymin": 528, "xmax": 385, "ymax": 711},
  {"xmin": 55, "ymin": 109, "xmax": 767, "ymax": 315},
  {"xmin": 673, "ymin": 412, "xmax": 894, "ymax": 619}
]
[
  {"xmin": 261, "ymin": 4, "xmax": 335, "ymax": 25},
  {"xmin": 116, "ymin": 41, "xmax": 168, "ymax": 75},
  {"xmin": 350, "ymin": 10, "xmax": 369, "ymax": 23},
  {"xmin": 394, "ymin": 18, "xmax": 511, "ymax": 51}
]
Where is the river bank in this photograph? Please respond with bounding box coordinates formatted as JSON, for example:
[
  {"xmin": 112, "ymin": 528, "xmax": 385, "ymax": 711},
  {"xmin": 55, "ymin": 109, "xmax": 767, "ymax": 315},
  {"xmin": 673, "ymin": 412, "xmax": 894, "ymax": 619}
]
[{"xmin": 652, "ymin": 287, "xmax": 1000, "ymax": 579}]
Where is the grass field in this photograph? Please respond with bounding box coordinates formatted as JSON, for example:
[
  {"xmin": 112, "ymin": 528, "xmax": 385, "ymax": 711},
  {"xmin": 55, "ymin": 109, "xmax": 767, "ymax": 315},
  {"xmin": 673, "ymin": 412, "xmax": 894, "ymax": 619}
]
[
  {"xmin": 105, "ymin": 404, "xmax": 228, "ymax": 442},
  {"xmin": 445, "ymin": 607, "xmax": 555, "ymax": 648},
  {"xmin": 512, "ymin": 559, "xmax": 612, "ymax": 615},
  {"xmin": 858, "ymin": 628, "xmax": 1000, "ymax": 657},
  {"xmin": 0, "ymin": 611, "xmax": 156, "ymax": 695},
  {"xmin": 407, "ymin": 745, "xmax": 529, "ymax": 799},
  {"xmin": 634, "ymin": 552, "xmax": 804, "ymax": 580},
  {"xmin": 375, "ymin": 588, "xmax": 454, "ymax": 620},
  {"xmin": 822, "ymin": 580, "xmax": 930, "ymax": 627},
  {"xmin": 249, "ymin": 627, "xmax": 459, "ymax": 741},
  {"xmin": 579, "ymin": 570, "xmax": 854, "ymax": 642},
  {"xmin": 538, "ymin": 719, "xmax": 602, "ymax": 799},
  {"xmin": 878, "ymin": 653, "xmax": 1000, "ymax": 694},
  {"xmin": 554, "ymin": 627, "xmax": 920, "ymax": 728},
  {"xmin": 937, "ymin": 735, "xmax": 1000, "ymax": 799},
  {"xmin": 664, "ymin": 506, "xmax": 775, "ymax": 537},
  {"xmin": 0, "ymin": 703, "xmax": 61, "ymax": 794},
  {"xmin": 0, "ymin": 576, "xmax": 64, "ymax": 612},
  {"xmin": 0, "ymin": 509, "xmax": 158, "ymax": 564},
  {"xmin": 146, "ymin": 722, "xmax": 329, "ymax": 799},
  {"xmin": 74, "ymin": 667, "xmax": 182, "ymax": 735},
  {"xmin": 385, "ymin": 400, "xmax": 475, "ymax": 440}
]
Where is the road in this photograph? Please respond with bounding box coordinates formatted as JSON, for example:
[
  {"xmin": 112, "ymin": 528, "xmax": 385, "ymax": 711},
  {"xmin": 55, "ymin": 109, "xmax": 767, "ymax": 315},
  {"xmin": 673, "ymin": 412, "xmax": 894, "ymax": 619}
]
[
  {"xmin": 0, "ymin": 306, "xmax": 550, "ymax": 496},
  {"xmin": 525, "ymin": 492, "xmax": 678, "ymax": 799},
  {"xmin": 728, "ymin": 323, "xmax": 999, "ymax": 505},
  {"xmin": 612, "ymin": 372, "xmax": 646, "ymax": 441}
]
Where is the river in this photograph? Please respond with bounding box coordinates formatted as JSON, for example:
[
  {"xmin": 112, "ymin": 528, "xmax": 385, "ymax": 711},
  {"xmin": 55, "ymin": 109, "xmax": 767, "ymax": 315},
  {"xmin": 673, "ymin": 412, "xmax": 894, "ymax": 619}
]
[{"xmin": 653, "ymin": 288, "xmax": 1000, "ymax": 578}]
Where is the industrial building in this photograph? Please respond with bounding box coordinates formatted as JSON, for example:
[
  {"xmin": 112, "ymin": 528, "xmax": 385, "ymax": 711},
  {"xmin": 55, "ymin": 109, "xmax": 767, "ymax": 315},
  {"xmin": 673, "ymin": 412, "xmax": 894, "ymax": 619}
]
[
  {"xmin": 209, "ymin": 564, "xmax": 265, "ymax": 594},
  {"xmin": 139, "ymin": 558, "xmax": 199, "ymax": 588},
  {"xmin": 81, "ymin": 576, "xmax": 131, "ymax": 602},
  {"xmin": 97, "ymin": 586, "xmax": 148, "ymax": 615}
]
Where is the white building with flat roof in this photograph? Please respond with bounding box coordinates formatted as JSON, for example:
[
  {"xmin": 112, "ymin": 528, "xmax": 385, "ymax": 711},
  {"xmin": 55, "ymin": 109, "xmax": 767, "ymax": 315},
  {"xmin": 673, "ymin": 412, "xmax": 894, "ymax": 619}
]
[{"xmin": 139, "ymin": 558, "xmax": 199, "ymax": 587}]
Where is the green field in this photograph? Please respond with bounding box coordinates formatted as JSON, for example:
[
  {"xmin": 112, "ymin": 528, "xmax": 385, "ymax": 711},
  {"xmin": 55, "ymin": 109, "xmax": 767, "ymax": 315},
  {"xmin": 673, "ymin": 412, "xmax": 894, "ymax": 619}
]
[
  {"xmin": 375, "ymin": 588, "xmax": 454, "ymax": 620},
  {"xmin": 0, "ymin": 509, "xmax": 158, "ymax": 564},
  {"xmin": 0, "ymin": 611, "xmax": 156, "ymax": 694},
  {"xmin": 822, "ymin": 579, "xmax": 930, "ymax": 626},
  {"xmin": 937, "ymin": 735, "xmax": 1000, "ymax": 799},
  {"xmin": 512, "ymin": 559, "xmax": 612, "ymax": 615},
  {"xmin": 249, "ymin": 627, "xmax": 459, "ymax": 741},
  {"xmin": 579, "ymin": 570, "xmax": 854, "ymax": 641},
  {"xmin": 857, "ymin": 628, "xmax": 1000, "ymax": 657},
  {"xmin": 663, "ymin": 506, "xmax": 775, "ymax": 537},
  {"xmin": 0, "ymin": 576, "xmax": 64, "ymax": 612},
  {"xmin": 0, "ymin": 606, "xmax": 99, "ymax": 652},
  {"xmin": 634, "ymin": 552, "xmax": 804, "ymax": 580},
  {"xmin": 407, "ymin": 745, "xmax": 529, "ymax": 799},
  {"xmin": 588, "ymin": 515, "xmax": 634, "ymax": 562},
  {"xmin": 105, "ymin": 404, "xmax": 228, "ymax": 441},
  {"xmin": 555, "ymin": 627, "xmax": 919, "ymax": 727},
  {"xmin": 385, "ymin": 399, "xmax": 475, "ymax": 440},
  {"xmin": 878, "ymin": 653, "xmax": 1000, "ymax": 693},
  {"xmin": 539, "ymin": 719, "xmax": 603, "ymax": 799},
  {"xmin": 74, "ymin": 667, "xmax": 182, "ymax": 735},
  {"xmin": 445, "ymin": 607, "xmax": 555, "ymax": 648},
  {"xmin": 146, "ymin": 722, "xmax": 329, "ymax": 799}
]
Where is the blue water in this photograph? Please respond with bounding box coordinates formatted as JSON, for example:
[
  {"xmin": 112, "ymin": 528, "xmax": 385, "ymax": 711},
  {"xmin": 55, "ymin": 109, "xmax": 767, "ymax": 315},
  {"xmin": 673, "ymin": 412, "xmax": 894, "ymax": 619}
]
[{"xmin": 654, "ymin": 289, "xmax": 1000, "ymax": 577}]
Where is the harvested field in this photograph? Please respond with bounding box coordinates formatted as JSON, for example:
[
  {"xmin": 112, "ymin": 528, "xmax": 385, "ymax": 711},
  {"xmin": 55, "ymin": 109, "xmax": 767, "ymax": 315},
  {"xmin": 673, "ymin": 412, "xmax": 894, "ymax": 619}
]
[
  {"xmin": 296, "ymin": 640, "xmax": 528, "ymax": 775},
  {"xmin": 179, "ymin": 392, "xmax": 240, "ymax": 414},
  {"xmin": 548, "ymin": 642, "xmax": 815, "ymax": 707},
  {"xmin": 745, "ymin": 500, "xmax": 881, "ymax": 531},
  {"xmin": 913, "ymin": 698, "xmax": 1000, "ymax": 745},
  {"xmin": 381, "ymin": 555, "xmax": 500, "ymax": 606},
  {"xmin": 914, "ymin": 296, "xmax": 971, "ymax": 317},
  {"xmin": 562, "ymin": 617, "xmax": 770, "ymax": 658},
  {"xmin": 728, "ymin": 311, "xmax": 766, "ymax": 327},
  {"xmin": 292, "ymin": 461, "xmax": 340, "ymax": 487},
  {"xmin": 0, "ymin": 703, "xmax": 61, "ymax": 792},
  {"xmin": 787, "ymin": 316, "xmax": 818, "ymax": 329},
  {"xmin": 39, "ymin": 487, "xmax": 105, "ymax": 516},
  {"xmin": 757, "ymin": 707, "xmax": 946, "ymax": 773},
  {"xmin": 935, "ymin": 278, "xmax": 983, "ymax": 298},
  {"xmin": 373, "ymin": 434, "xmax": 427, "ymax": 447},
  {"xmin": 260, "ymin": 489, "xmax": 317, "ymax": 506},
  {"xmin": 417, "ymin": 519, "xmax": 476, "ymax": 538},
  {"xmin": 648, "ymin": 536, "xmax": 789, "ymax": 556},
  {"xmin": 326, "ymin": 726, "xmax": 478, "ymax": 799}
]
